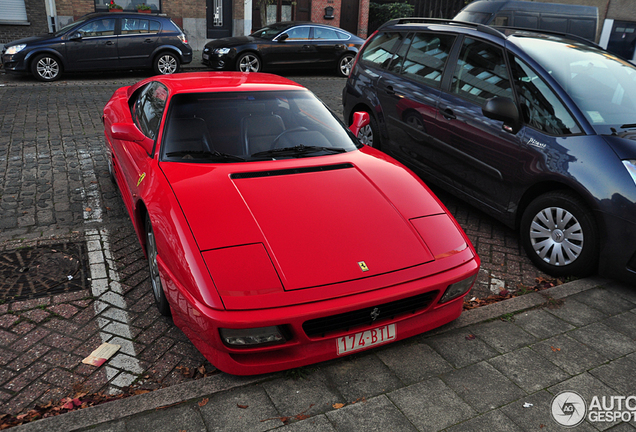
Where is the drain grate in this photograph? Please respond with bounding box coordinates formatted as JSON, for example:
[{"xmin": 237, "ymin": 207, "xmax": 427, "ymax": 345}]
[{"xmin": 0, "ymin": 242, "xmax": 90, "ymax": 302}]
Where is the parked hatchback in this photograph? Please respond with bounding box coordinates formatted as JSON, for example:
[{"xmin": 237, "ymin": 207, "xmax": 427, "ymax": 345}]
[
  {"xmin": 343, "ymin": 18, "xmax": 636, "ymax": 283},
  {"xmin": 1, "ymin": 12, "xmax": 192, "ymax": 82}
]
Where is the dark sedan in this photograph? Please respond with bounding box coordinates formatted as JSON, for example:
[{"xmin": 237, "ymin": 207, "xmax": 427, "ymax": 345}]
[
  {"xmin": 1, "ymin": 12, "xmax": 192, "ymax": 82},
  {"xmin": 202, "ymin": 22, "xmax": 365, "ymax": 77}
]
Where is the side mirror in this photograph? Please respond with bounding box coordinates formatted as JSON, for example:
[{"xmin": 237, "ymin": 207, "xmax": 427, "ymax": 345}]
[
  {"xmin": 111, "ymin": 123, "xmax": 154, "ymax": 155},
  {"xmin": 349, "ymin": 111, "xmax": 370, "ymax": 137},
  {"xmin": 277, "ymin": 33, "xmax": 288, "ymax": 42},
  {"xmin": 482, "ymin": 96, "xmax": 521, "ymax": 134},
  {"xmin": 69, "ymin": 32, "xmax": 83, "ymax": 41}
]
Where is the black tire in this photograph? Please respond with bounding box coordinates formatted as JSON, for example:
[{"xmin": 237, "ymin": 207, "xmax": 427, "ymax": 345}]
[
  {"xmin": 31, "ymin": 54, "xmax": 62, "ymax": 82},
  {"xmin": 236, "ymin": 52, "xmax": 261, "ymax": 72},
  {"xmin": 107, "ymin": 156, "xmax": 116, "ymax": 183},
  {"xmin": 355, "ymin": 111, "xmax": 381, "ymax": 150},
  {"xmin": 337, "ymin": 53, "xmax": 355, "ymax": 77},
  {"xmin": 520, "ymin": 191, "xmax": 598, "ymax": 278},
  {"xmin": 154, "ymin": 52, "xmax": 180, "ymax": 75},
  {"xmin": 145, "ymin": 214, "xmax": 171, "ymax": 316}
]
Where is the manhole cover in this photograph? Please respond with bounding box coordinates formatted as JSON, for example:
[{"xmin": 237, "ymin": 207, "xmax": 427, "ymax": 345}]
[{"xmin": 0, "ymin": 242, "xmax": 89, "ymax": 302}]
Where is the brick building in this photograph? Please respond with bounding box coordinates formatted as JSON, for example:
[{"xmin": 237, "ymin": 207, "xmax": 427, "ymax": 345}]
[{"xmin": 0, "ymin": 0, "xmax": 370, "ymax": 50}]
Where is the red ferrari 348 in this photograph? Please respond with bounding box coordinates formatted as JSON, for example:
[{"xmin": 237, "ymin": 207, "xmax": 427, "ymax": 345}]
[{"xmin": 103, "ymin": 72, "xmax": 480, "ymax": 375}]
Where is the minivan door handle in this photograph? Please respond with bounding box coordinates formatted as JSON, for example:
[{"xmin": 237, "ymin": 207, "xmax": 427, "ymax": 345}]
[
  {"xmin": 384, "ymin": 85, "xmax": 395, "ymax": 95},
  {"xmin": 441, "ymin": 107, "xmax": 456, "ymax": 120}
]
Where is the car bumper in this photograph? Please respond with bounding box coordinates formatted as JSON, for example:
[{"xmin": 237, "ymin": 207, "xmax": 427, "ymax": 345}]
[
  {"xmin": 1, "ymin": 53, "xmax": 27, "ymax": 73},
  {"xmin": 160, "ymin": 252, "xmax": 480, "ymax": 375},
  {"xmin": 201, "ymin": 51, "xmax": 234, "ymax": 70}
]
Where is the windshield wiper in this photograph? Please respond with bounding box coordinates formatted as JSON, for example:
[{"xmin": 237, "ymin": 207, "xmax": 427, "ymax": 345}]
[
  {"xmin": 251, "ymin": 145, "xmax": 347, "ymax": 159},
  {"xmin": 620, "ymin": 123, "xmax": 636, "ymax": 129},
  {"xmin": 165, "ymin": 150, "xmax": 245, "ymax": 162}
]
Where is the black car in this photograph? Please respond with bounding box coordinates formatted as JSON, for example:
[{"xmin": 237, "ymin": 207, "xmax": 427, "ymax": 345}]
[
  {"xmin": 1, "ymin": 12, "xmax": 192, "ymax": 82},
  {"xmin": 202, "ymin": 21, "xmax": 365, "ymax": 77},
  {"xmin": 343, "ymin": 18, "xmax": 636, "ymax": 283}
]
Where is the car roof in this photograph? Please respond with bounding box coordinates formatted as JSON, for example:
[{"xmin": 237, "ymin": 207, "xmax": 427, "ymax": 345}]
[
  {"xmin": 127, "ymin": 72, "xmax": 306, "ymax": 98},
  {"xmin": 80, "ymin": 11, "xmax": 169, "ymax": 19}
]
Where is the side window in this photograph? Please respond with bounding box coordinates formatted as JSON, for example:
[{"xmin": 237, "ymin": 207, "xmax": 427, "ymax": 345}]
[
  {"xmin": 360, "ymin": 32, "xmax": 402, "ymax": 68},
  {"xmin": 132, "ymin": 82, "xmax": 168, "ymax": 140},
  {"xmin": 511, "ymin": 57, "xmax": 581, "ymax": 135},
  {"xmin": 400, "ymin": 33, "xmax": 456, "ymax": 88},
  {"xmin": 149, "ymin": 20, "xmax": 160, "ymax": 32},
  {"xmin": 78, "ymin": 18, "xmax": 116, "ymax": 37},
  {"xmin": 451, "ymin": 37, "xmax": 512, "ymax": 105},
  {"xmin": 335, "ymin": 30, "xmax": 351, "ymax": 40},
  {"xmin": 313, "ymin": 27, "xmax": 338, "ymax": 40},
  {"xmin": 121, "ymin": 19, "xmax": 150, "ymax": 34},
  {"xmin": 283, "ymin": 26, "xmax": 310, "ymax": 40}
]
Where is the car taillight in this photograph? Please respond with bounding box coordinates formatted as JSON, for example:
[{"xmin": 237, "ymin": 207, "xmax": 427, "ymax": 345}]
[{"xmin": 178, "ymin": 34, "xmax": 188, "ymax": 44}]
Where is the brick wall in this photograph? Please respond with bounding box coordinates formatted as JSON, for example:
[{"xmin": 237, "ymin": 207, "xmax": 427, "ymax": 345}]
[
  {"xmin": 0, "ymin": 0, "xmax": 50, "ymax": 44},
  {"xmin": 311, "ymin": 0, "xmax": 342, "ymax": 27}
]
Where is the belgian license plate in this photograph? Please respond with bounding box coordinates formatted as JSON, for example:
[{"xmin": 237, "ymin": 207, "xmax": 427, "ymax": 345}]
[{"xmin": 337, "ymin": 324, "xmax": 396, "ymax": 355}]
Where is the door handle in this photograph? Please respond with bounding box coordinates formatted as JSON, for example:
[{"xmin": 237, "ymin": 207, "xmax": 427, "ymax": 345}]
[
  {"xmin": 106, "ymin": 41, "xmax": 114, "ymax": 45},
  {"xmin": 384, "ymin": 86, "xmax": 395, "ymax": 95},
  {"xmin": 144, "ymin": 39, "xmax": 153, "ymax": 43},
  {"xmin": 441, "ymin": 107, "xmax": 456, "ymax": 120}
]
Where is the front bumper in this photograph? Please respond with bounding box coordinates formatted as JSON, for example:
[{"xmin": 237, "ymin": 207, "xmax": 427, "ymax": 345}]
[
  {"xmin": 201, "ymin": 50, "xmax": 235, "ymax": 70},
  {"xmin": 1, "ymin": 53, "xmax": 28, "ymax": 73},
  {"xmin": 160, "ymin": 252, "xmax": 480, "ymax": 375}
]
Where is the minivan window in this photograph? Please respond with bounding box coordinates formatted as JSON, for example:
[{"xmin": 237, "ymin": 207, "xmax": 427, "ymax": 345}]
[
  {"xmin": 360, "ymin": 32, "xmax": 403, "ymax": 68},
  {"xmin": 400, "ymin": 33, "xmax": 456, "ymax": 88},
  {"xmin": 451, "ymin": 37, "xmax": 512, "ymax": 105},
  {"xmin": 511, "ymin": 57, "xmax": 581, "ymax": 135}
]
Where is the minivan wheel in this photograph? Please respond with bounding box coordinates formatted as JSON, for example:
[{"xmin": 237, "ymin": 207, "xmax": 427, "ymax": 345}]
[
  {"xmin": 154, "ymin": 52, "xmax": 180, "ymax": 75},
  {"xmin": 356, "ymin": 112, "xmax": 381, "ymax": 149},
  {"xmin": 520, "ymin": 191, "xmax": 598, "ymax": 278},
  {"xmin": 145, "ymin": 214, "xmax": 171, "ymax": 316},
  {"xmin": 31, "ymin": 54, "xmax": 62, "ymax": 82},
  {"xmin": 337, "ymin": 53, "xmax": 355, "ymax": 77}
]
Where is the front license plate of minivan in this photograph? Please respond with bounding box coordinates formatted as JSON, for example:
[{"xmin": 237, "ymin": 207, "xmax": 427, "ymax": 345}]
[{"xmin": 337, "ymin": 324, "xmax": 396, "ymax": 355}]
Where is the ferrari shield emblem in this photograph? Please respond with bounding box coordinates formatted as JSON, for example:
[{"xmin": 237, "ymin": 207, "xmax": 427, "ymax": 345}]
[
  {"xmin": 358, "ymin": 261, "xmax": 369, "ymax": 272},
  {"xmin": 137, "ymin": 172, "xmax": 146, "ymax": 187}
]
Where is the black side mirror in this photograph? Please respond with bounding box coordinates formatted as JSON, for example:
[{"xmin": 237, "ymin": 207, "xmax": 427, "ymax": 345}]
[
  {"xmin": 482, "ymin": 96, "xmax": 521, "ymax": 134},
  {"xmin": 69, "ymin": 32, "xmax": 83, "ymax": 41},
  {"xmin": 277, "ymin": 33, "xmax": 288, "ymax": 42}
]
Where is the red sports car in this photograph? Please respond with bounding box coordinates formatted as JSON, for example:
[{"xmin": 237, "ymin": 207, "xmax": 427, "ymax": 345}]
[{"xmin": 103, "ymin": 72, "xmax": 480, "ymax": 375}]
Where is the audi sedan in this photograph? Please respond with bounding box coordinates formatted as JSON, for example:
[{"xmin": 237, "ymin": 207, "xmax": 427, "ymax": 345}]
[
  {"xmin": 2, "ymin": 12, "xmax": 192, "ymax": 82},
  {"xmin": 103, "ymin": 71, "xmax": 480, "ymax": 375},
  {"xmin": 202, "ymin": 22, "xmax": 364, "ymax": 77}
]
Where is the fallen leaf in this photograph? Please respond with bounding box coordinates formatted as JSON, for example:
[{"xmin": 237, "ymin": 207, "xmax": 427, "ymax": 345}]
[
  {"xmin": 465, "ymin": 334, "xmax": 476, "ymax": 341},
  {"xmin": 237, "ymin": 404, "xmax": 248, "ymax": 409},
  {"xmin": 198, "ymin": 398, "xmax": 209, "ymax": 407},
  {"xmin": 333, "ymin": 403, "xmax": 345, "ymax": 409},
  {"xmin": 550, "ymin": 346, "xmax": 561, "ymax": 352}
]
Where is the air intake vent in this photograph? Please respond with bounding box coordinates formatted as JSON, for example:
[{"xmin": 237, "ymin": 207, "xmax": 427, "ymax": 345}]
[
  {"xmin": 302, "ymin": 291, "xmax": 439, "ymax": 338},
  {"xmin": 231, "ymin": 163, "xmax": 354, "ymax": 179}
]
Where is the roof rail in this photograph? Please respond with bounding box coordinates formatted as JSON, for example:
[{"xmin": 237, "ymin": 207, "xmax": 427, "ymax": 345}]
[
  {"xmin": 378, "ymin": 17, "xmax": 507, "ymax": 39},
  {"xmin": 493, "ymin": 25, "xmax": 602, "ymax": 49}
]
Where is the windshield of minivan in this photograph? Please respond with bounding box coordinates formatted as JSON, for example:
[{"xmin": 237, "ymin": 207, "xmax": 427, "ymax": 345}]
[
  {"xmin": 514, "ymin": 36, "xmax": 636, "ymax": 134},
  {"xmin": 55, "ymin": 17, "xmax": 89, "ymax": 36},
  {"xmin": 454, "ymin": 11, "xmax": 491, "ymax": 24}
]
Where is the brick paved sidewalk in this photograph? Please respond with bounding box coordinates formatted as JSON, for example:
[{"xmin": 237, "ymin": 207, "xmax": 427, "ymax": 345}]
[{"xmin": 0, "ymin": 71, "xmax": 550, "ymax": 418}]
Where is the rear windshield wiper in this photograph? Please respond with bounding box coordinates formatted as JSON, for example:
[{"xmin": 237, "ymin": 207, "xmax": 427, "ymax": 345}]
[
  {"xmin": 165, "ymin": 150, "xmax": 245, "ymax": 162},
  {"xmin": 251, "ymin": 145, "xmax": 347, "ymax": 159}
]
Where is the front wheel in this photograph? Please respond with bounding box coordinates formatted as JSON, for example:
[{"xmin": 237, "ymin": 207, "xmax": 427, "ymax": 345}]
[
  {"xmin": 520, "ymin": 191, "xmax": 598, "ymax": 278},
  {"xmin": 145, "ymin": 214, "xmax": 171, "ymax": 316},
  {"xmin": 31, "ymin": 54, "xmax": 62, "ymax": 82},
  {"xmin": 154, "ymin": 52, "xmax": 180, "ymax": 75},
  {"xmin": 236, "ymin": 52, "xmax": 261, "ymax": 72},
  {"xmin": 337, "ymin": 53, "xmax": 355, "ymax": 77}
]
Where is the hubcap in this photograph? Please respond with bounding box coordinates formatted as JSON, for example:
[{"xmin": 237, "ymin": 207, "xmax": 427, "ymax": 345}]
[
  {"xmin": 529, "ymin": 206, "xmax": 583, "ymax": 266},
  {"xmin": 146, "ymin": 226, "xmax": 162, "ymax": 301},
  {"xmin": 340, "ymin": 56, "xmax": 353, "ymax": 76},
  {"xmin": 239, "ymin": 55, "xmax": 259, "ymax": 72},
  {"xmin": 158, "ymin": 55, "xmax": 177, "ymax": 74},
  {"xmin": 357, "ymin": 124, "xmax": 373, "ymax": 147},
  {"xmin": 37, "ymin": 58, "xmax": 59, "ymax": 80}
]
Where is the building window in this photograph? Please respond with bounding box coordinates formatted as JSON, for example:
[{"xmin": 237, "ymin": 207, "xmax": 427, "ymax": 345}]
[
  {"xmin": 1, "ymin": 0, "xmax": 28, "ymax": 25},
  {"xmin": 95, "ymin": 0, "xmax": 161, "ymax": 12}
]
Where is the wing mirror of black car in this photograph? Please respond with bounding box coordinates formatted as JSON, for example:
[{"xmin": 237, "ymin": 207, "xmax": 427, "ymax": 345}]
[
  {"xmin": 277, "ymin": 33, "xmax": 289, "ymax": 42},
  {"xmin": 111, "ymin": 123, "xmax": 154, "ymax": 155},
  {"xmin": 69, "ymin": 32, "xmax": 83, "ymax": 41},
  {"xmin": 482, "ymin": 97, "xmax": 521, "ymax": 134},
  {"xmin": 349, "ymin": 111, "xmax": 370, "ymax": 137}
]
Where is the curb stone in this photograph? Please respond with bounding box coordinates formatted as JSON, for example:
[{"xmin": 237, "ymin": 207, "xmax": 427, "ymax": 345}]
[{"xmin": 9, "ymin": 277, "xmax": 605, "ymax": 432}]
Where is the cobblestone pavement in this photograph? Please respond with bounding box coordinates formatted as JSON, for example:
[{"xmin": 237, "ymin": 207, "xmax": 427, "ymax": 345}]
[{"xmin": 0, "ymin": 69, "xmax": 548, "ymax": 417}]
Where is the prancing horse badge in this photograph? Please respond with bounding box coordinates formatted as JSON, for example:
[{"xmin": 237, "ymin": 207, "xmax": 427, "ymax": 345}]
[{"xmin": 358, "ymin": 261, "xmax": 369, "ymax": 272}]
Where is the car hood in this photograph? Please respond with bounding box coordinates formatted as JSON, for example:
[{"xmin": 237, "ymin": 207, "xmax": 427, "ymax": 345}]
[
  {"xmin": 603, "ymin": 134, "xmax": 636, "ymax": 159},
  {"xmin": 205, "ymin": 36, "xmax": 257, "ymax": 48},
  {"xmin": 161, "ymin": 157, "xmax": 446, "ymax": 292}
]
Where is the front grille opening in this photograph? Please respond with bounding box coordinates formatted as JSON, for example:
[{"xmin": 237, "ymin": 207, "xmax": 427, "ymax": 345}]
[{"xmin": 302, "ymin": 291, "xmax": 439, "ymax": 338}]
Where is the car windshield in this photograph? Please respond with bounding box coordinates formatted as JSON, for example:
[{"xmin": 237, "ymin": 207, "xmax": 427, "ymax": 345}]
[
  {"xmin": 55, "ymin": 17, "xmax": 89, "ymax": 36},
  {"xmin": 513, "ymin": 35, "xmax": 636, "ymax": 135},
  {"xmin": 161, "ymin": 90, "xmax": 359, "ymax": 163},
  {"xmin": 251, "ymin": 23, "xmax": 291, "ymax": 40}
]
